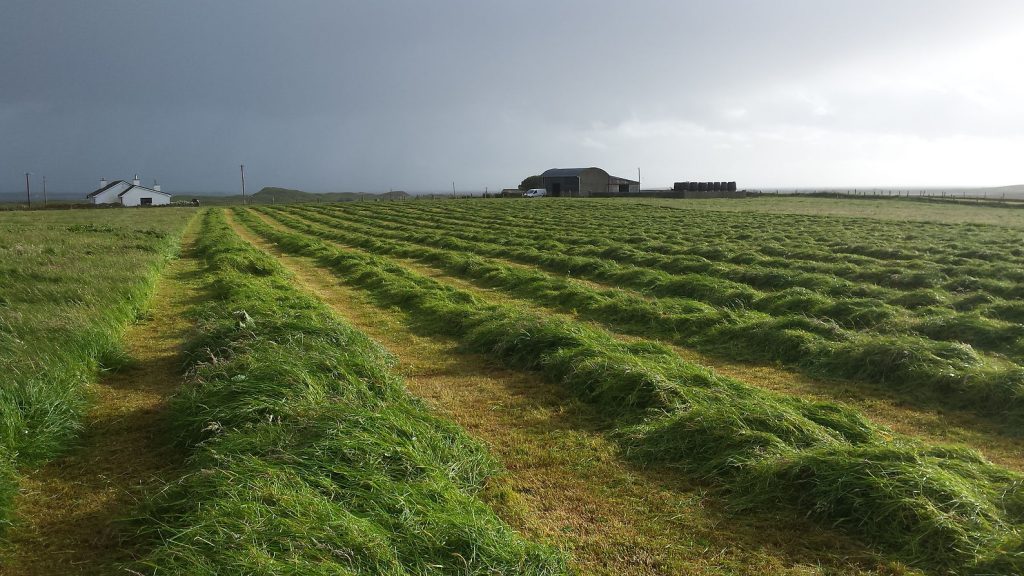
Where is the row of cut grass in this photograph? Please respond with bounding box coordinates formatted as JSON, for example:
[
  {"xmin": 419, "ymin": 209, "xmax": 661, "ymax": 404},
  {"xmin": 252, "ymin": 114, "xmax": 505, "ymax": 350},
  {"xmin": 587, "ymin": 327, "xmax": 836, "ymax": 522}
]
[
  {"xmin": 268, "ymin": 206, "xmax": 1024, "ymax": 424},
  {"xmin": 0, "ymin": 209, "xmax": 194, "ymax": 531},
  {"xmin": 328, "ymin": 202, "xmax": 1024, "ymax": 342},
  {"xmin": 370, "ymin": 199, "xmax": 1024, "ymax": 294},
  {"xmin": 238, "ymin": 207, "xmax": 1024, "ymax": 574},
  {"xmin": 465, "ymin": 198, "xmax": 1024, "ymax": 266},
  {"xmin": 129, "ymin": 209, "xmax": 566, "ymax": 574},
  {"xmin": 441, "ymin": 199, "xmax": 1024, "ymax": 326},
  {"xmin": 631, "ymin": 195, "xmax": 1024, "ymax": 227}
]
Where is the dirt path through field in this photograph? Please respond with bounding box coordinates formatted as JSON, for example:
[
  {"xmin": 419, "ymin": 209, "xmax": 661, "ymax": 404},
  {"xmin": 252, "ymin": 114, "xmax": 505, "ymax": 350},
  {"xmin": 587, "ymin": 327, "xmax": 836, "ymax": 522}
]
[
  {"xmin": 263, "ymin": 208, "xmax": 1024, "ymax": 472},
  {"xmin": 0, "ymin": 218, "xmax": 203, "ymax": 575},
  {"xmin": 226, "ymin": 210, "xmax": 906, "ymax": 576}
]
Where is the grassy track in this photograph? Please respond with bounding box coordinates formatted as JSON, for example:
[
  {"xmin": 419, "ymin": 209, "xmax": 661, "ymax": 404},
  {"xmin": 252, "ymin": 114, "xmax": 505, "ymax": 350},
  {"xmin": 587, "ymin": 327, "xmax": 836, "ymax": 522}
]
[
  {"xmin": 0, "ymin": 216, "xmax": 203, "ymax": 574},
  {"xmin": 235, "ymin": 206, "xmax": 1024, "ymax": 574},
  {"xmin": 128, "ymin": 210, "xmax": 565, "ymax": 574},
  {"xmin": 0, "ymin": 208, "xmax": 194, "ymax": 531},
  {"xmin": 227, "ymin": 209, "xmax": 912, "ymax": 575}
]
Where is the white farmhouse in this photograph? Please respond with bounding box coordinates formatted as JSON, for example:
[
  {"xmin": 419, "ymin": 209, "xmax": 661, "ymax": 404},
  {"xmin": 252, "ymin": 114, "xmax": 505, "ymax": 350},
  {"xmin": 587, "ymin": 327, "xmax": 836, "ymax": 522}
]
[{"xmin": 86, "ymin": 175, "xmax": 171, "ymax": 206}]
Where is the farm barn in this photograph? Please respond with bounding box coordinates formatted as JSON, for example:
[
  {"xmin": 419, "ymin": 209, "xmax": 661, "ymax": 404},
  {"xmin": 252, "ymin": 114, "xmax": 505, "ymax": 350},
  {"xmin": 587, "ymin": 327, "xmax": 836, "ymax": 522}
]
[
  {"xmin": 87, "ymin": 175, "xmax": 171, "ymax": 206},
  {"xmin": 540, "ymin": 167, "xmax": 639, "ymax": 197}
]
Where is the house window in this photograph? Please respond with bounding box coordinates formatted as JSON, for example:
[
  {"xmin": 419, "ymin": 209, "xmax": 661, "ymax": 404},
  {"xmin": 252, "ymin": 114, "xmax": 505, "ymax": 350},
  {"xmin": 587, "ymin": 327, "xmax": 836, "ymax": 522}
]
[{"xmin": 140, "ymin": 198, "xmax": 153, "ymax": 206}]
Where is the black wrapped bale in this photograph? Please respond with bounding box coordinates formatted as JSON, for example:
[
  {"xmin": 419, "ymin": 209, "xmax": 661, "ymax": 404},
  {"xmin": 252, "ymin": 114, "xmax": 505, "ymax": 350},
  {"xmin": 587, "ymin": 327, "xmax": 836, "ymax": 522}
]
[
  {"xmin": 673, "ymin": 182, "xmax": 686, "ymax": 191},
  {"xmin": 727, "ymin": 181, "xmax": 737, "ymax": 192}
]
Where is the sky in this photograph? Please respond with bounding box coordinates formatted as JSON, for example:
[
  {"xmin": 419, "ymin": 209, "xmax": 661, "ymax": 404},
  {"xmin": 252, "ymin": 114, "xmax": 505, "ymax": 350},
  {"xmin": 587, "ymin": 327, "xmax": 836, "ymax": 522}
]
[{"xmin": 2, "ymin": 0, "xmax": 1023, "ymax": 195}]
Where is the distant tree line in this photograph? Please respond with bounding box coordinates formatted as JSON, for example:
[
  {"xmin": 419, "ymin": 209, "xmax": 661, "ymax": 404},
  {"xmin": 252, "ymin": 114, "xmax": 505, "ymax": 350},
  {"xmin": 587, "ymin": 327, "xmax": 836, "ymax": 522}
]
[{"xmin": 519, "ymin": 175, "xmax": 542, "ymax": 190}]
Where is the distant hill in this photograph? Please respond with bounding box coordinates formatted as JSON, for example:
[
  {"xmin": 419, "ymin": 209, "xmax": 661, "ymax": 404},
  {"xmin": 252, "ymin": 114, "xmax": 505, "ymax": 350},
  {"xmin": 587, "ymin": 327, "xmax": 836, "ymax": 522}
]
[
  {"xmin": 977, "ymin": 184, "xmax": 1024, "ymax": 197},
  {"xmin": 250, "ymin": 187, "xmax": 409, "ymax": 203},
  {"xmin": 169, "ymin": 187, "xmax": 410, "ymax": 205}
]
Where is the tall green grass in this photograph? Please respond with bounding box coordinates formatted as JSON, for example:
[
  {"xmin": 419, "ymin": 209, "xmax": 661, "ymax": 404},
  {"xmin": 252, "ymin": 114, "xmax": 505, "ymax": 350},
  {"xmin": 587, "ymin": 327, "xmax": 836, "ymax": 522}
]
[
  {"xmin": 237, "ymin": 207, "xmax": 1024, "ymax": 574},
  {"xmin": 0, "ymin": 209, "xmax": 194, "ymax": 530},
  {"xmin": 129, "ymin": 209, "xmax": 566, "ymax": 574}
]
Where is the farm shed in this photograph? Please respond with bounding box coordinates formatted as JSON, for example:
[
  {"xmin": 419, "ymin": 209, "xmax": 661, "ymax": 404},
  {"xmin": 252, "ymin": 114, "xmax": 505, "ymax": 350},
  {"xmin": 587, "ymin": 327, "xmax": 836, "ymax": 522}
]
[
  {"xmin": 540, "ymin": 167, "xmax": 639, "ymax": 197},
  {"xmin": 87, "ymin": 176, "xmax": 171, "ymax": 206}
]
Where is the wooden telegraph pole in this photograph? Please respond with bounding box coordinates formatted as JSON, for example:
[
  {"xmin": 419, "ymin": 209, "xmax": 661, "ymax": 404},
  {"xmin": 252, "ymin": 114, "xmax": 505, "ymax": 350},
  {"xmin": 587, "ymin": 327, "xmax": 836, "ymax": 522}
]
[
  {"xmin": 24, "ymin": 172, "xmax": 31, "ymax": 208},
  {"xmin": 240, "ymin": 164, "xmax": 247, "ymax": 205}
]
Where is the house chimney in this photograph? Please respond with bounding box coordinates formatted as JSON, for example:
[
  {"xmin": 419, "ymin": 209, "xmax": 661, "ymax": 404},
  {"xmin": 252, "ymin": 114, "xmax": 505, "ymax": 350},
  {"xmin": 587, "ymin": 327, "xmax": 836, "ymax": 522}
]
[
  {"xmin": 133, "ymin": 173, "xmax": 141, "ymax": 186},
  {"xmin": 100, "ymin": 177, "xmax": 107, "ymax": 188},
  {"xmin": 153, "ymin": 179, "xmax": 161, "ymax": 192}
]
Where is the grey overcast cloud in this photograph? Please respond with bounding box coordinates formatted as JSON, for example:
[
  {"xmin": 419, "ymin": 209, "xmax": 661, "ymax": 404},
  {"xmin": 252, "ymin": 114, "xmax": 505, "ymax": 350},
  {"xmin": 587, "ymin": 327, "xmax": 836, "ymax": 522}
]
[{"xmin": 2, "ymin": 0, "xmax": 1022, "ymax": 195}]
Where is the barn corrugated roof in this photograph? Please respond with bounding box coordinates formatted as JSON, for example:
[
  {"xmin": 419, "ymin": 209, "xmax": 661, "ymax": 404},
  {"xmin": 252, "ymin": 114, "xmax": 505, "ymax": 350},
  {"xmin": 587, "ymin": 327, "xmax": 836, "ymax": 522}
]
[{"xmin": 541, "ymin": 167, "xmax": 606, "ymax": 178}]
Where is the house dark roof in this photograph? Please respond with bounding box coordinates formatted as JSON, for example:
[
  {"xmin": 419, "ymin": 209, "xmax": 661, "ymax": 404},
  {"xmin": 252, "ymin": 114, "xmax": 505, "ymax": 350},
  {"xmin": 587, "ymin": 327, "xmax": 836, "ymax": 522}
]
[
  {"xmin": 541, "ymin": 167, "xmax": 608, "ymax": 178},
  {"xmin": 118, "ymin": 184, "xmax": 170, "ymax": 197},
  {"xmin": 86, "ymin": 180, "xmax": 127, "ymax": 198},
  {"xmin": 608, "ymin": 175, "xmax": 639, "ymax": 185}
]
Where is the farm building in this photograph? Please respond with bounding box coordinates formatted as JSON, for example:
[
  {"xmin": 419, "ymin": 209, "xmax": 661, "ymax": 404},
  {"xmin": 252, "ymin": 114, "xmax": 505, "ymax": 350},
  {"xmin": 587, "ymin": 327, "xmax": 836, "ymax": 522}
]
[
  {"xmin": 87, "ymin": 176, "xmax": 171, "ymax": 206},
  {"xmin": 540, "ymin": 167, "xmax": 639, "ymax": 197}
]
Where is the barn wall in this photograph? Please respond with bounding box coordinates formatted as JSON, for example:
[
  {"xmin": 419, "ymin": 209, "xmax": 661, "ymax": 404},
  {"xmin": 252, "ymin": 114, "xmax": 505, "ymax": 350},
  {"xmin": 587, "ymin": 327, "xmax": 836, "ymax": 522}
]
[
  {"xmin": 607, "ymin": 183, "xmax": 640, "ymax": 193},
  {"xmin": 578, "ymin": 169, "xmax": 608, "ymax": 197}
]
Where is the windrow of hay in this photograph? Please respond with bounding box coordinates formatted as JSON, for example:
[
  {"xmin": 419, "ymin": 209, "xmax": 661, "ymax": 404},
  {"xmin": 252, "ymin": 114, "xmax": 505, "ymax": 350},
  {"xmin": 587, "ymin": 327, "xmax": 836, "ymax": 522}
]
[
  {"xmin": 128, "ymin": 209, "xmax": 566, "ymax": 574},
  {"xmin": 335, "ymin": 199, "xmax": 1024, "ymax": 310},
  {"xmin": 237, "ymin": 207, "xmax": 1024, "ymax": 574},
  {"xmin": 264, "ymin": 206, "xmax": 1024, "ymax": 425},
  {"xmin": 308, "ymin": 202, "xmax": 1024, "ymax": 358},
  {"xmin": 384, "ymin": 197, "xmax": 1024, "ymax": 295}
]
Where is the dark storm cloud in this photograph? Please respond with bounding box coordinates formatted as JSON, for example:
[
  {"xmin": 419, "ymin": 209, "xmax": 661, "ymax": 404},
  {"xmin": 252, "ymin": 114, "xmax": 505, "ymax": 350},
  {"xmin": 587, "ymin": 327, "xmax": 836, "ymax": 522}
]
[{"xmin": 2, "ymin": 0, "xmax": 1023, "ymax": 194}]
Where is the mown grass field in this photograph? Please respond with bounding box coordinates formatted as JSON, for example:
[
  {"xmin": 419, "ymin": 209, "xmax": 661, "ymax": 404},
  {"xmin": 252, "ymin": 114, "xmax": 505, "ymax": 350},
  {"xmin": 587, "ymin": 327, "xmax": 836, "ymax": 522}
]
[
  {"xmin": 0, "ymin": 208, "xmax": 194, "ymax": 531},
  {"xmin": 2, "ymin": 197, "xmax": 1023, "ymax": 575}
]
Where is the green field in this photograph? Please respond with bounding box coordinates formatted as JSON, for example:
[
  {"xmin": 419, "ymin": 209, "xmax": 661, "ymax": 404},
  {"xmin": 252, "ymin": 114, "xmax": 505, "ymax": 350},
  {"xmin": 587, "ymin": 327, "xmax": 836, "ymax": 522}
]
[
  {"xmin": 1, "ymin": 198, "xmax": 1023, "ymax": 575},
  {"xmin": 0, "ymin": 209, "xmax": 194, "ymax": 528}
]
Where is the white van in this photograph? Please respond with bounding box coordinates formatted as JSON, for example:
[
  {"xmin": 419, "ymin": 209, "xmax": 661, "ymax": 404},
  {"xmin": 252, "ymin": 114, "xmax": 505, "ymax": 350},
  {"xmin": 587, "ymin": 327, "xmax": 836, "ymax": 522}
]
[{"xmin": 524, "ymin": 188, "xmax": 547, "ymax": 198}]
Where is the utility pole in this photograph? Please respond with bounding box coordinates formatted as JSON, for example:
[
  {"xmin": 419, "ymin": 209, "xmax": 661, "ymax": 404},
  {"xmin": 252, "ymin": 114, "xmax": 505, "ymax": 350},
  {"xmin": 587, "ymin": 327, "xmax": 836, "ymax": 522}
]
[
  {"xmin": 24, "ymin": 172, "xmax": 31, "ymax": 208},
  {"xmin": 452, "ymin": 181, "xmax": 456, "ymax": 197},
  {"xmin": 240, "ymin": 164, "xmax": 246, "ymax": 205},
  {"xmin": 638, "ymin": 167, "xmax": 641, "ymax": 193},
  {"xmin": 42, "ymin": 176, "xmax": 47, "ymax": 207}
]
